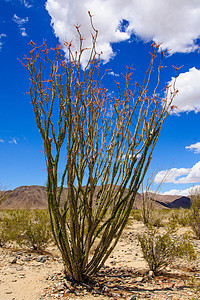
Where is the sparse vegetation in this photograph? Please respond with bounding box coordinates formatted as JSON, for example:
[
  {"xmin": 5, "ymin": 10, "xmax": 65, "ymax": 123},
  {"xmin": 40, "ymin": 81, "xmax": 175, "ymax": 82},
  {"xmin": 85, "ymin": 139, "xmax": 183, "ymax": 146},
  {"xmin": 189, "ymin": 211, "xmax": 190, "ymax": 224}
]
[
  {"xmin": 137, "ymin": 184, "xmax": 196, "ymax": 275},
  {"xmin": 0, "ymin": 206, "xmax": 198, "ymax": 283},
  {"xmin": 190, "ymin": 188, "xmax": 200, "ymax": 239},
  {"xmin": 170, "ymin": 208, "xmax": 191, "ymax": 227},
  {"xmin": 0, "ymin": 184, "xmax": 12, "ymax": 206},
  {"xmin": 138, "ymin": 172, "xmax": 171, "ymax": 228},
  {"xmin": 0, "ymin": 209, "xmax": 52, "ymax": 250},
  {"xmin": 0, "ymin": 210, "xmax": 23, "ymax": 246},
  {"xmin": 19, "ymin": 210, "xmax": 52, "ymax": 250},
  {"xmin": 128, "ymin": 209, "xmax": 142, "ymax": 223},
  {"xmin": 138, "ymin": 225, "xmax": 196, "ymax": 274},
  {"xmin": 140, "ymin": 192, "xmax": 164, "ymax": 227}
]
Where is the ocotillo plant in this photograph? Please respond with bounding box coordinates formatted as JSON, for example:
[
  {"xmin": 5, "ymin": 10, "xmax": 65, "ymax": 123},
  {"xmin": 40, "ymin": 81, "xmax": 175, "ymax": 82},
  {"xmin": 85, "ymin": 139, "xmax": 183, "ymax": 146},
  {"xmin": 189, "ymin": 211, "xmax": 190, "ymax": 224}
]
[{"xmin": 21, "ymin": 19, "xmax": 177, "ymax": 282}]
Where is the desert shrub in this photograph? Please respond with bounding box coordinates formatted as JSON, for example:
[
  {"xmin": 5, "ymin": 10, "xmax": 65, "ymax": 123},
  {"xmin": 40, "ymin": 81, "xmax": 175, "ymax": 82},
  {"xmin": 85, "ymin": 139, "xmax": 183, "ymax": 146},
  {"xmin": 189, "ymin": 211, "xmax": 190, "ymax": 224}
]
[
  {"xmin": 0, "ymin": 210, "xmax": 52, "ymax": 250},
  {"xmin": 0, "ymin": 216, "xmax": 12, "ymax": 246},
  {"xmin": 0, "ymin": 212, "xmax": 7, "ymax": 246},
  {"xmin": 0, "ymin": 210, "xmax": 25, "ymax": 246},
  {"xmin": 138, "ymin": 226, "xmax": 196, "ymax": 274},
  {"xmin": 19, "ymin": 210, "xmax": 52, "ymax": 250},
  {"xmin": 170, "ymin": 208, "xmax": 191, "ymax": 227},
  {"xmin": 128, "ymin": 209, "xmax": 143, "ymax": 223},
  {"xmin": 141, "ymin": 192, "xmax": 154, "ymax": 225},
  {"xmin": 128, "ymin": 208, "xmax": 164, "ymax": 228},
  {"xmin": 139, "ymin": 171, "xmax": 170, "ymax": 228},
  {"xmin": 190, "ymin": 189, "xmax": 200, "ymax": 239},
  {"xmin": 0, "ymin": 184, "xmax": 12, "ymax": 206},
  {"xmin": 139, "ymin": 191, "xmax": 164, "ymax": 228}
]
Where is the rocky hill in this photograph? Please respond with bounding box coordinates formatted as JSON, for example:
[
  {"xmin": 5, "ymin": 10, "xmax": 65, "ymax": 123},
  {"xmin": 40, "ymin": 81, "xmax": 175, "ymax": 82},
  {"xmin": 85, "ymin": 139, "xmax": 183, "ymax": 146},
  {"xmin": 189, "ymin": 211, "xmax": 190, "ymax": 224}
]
[{"xmin": 0, "ymin": 185, "xmax": 191, "ymax": 210}]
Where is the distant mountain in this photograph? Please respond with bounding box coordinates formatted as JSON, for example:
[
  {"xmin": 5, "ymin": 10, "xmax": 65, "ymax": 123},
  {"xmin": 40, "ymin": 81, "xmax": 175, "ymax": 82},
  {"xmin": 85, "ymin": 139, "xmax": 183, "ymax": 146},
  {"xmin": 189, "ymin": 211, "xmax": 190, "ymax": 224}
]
[
  {"xmin": 0, "ymin": 185, "xmax": 191, "ymax": 210},
  {"xmin": 142, "ymin": 192, "xmax": 191, "ymax": 209},
  {"xmin": 0, "ymin": 186, "xmax": 48, "ymax": 209}
]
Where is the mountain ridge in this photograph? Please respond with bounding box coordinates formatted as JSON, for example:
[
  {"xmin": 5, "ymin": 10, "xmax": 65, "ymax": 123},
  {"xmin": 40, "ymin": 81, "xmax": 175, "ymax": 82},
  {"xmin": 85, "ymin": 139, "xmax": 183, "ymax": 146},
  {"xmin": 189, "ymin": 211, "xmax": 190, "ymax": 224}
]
[{"xmin": 0, "ymin": 185, "xmax": 191, "ymax": 210}]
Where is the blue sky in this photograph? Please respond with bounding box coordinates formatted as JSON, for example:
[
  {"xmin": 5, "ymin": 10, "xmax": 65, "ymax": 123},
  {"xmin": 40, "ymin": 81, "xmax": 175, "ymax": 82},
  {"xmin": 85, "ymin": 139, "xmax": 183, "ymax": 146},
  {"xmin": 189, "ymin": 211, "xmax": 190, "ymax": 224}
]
[{"xmin": 1, "ymin": 0, "xmax": 200, "ymax": 196}]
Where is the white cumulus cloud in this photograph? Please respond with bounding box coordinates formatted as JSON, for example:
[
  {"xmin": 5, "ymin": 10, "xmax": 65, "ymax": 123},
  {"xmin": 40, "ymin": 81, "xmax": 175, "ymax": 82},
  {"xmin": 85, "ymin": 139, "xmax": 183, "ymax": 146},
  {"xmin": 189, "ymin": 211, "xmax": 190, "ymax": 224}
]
[
  {"xmin": 162, "ymin": 189, "xmax": 185, "ymax": 196},
  {"xmin": 154, "ymin": 168, "xmax": 190, "ymax": 183},
  {"xmin": 168, "ymin": 68, "xmax": 200, "ymax": 114},
  {"xmin": 45, "ymin": 0, "xmax": 200, "ymax": 64},
  {"xmin": 12, "ymin": 14, "xmax": 28, "ymax": 26},
  {"xmin": 186, "ymin": 142, "xmax": 200, "ymax": 153},
  {"xmin": 9, "ymin": 138, "xmax": 17, "ymax": 145},
  {"xmin": 176, "ymin": 161, "xmax": 200, "ymax": 183},
  {"xmin": 12, "ymin": 14, "xmax": 28, "ymax": 37},
  {"xmin": 122, "ymin": 153, "xmax": 141, "ymax": 161},
  {"xmin": 163, "ymin": 184, "xmax": 200, "ymax": 196},
  {"xmin": 108, "ymin": 71, "xmax": 119, "ymax": 77},
  {"xmin": 23, "ymin": 0, "xmax": 32, "ymax": 8},
  {"xmin": 5, "ymin": 0, "xmax": 32, "ymax": 8},
  {"xmin": 0, "ymin": 34, "xmax": 7, "ymax": 51},
  {"xmin": 20, "ymin": 28, "xmax": 28, "ymax": 37},
  {"xmin": 155, "ymin": 161, "xmax": 200, "ymax": 185},
  {"xmin": 0, "ymin": 139, "xmax": 5, "ymax": 143}
]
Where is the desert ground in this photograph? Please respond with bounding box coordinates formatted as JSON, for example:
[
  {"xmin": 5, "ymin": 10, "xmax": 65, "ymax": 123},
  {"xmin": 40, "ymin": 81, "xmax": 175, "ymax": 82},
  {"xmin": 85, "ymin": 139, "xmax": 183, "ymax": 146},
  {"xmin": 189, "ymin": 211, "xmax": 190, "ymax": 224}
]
[{"xmin": 1, "ymin": 220, "xmax": 200, "ymax": 300}]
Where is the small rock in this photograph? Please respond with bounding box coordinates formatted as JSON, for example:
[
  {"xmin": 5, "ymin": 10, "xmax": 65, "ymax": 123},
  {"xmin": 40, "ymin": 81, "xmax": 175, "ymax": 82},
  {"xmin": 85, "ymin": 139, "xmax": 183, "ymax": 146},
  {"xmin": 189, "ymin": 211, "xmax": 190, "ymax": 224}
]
[
  {"xmin": 22, "ymin": 257, "xmax": 32, "ymax": 262},
  {"xmin": 56, "ymin": 285, "xmax": 64, "ymax": 292},
  {"xmin": 127, "ymin": 295, "xmax": 137, "ymax": 300},
  {"xmin": 101, "ymin": 286, "xmax": 109, "ymax": 292},
  {"xmin": 11, "ymin": 258, "xmax": 17, "ymax": 264},
  {"xmin": 111, "ymin": 292, "xmax": 122, "ymax": 298},
  {"xmin": 36, "ymin": 256, "xmax": 47, "ymax": 263},
  {"xmin": 148, "ymin": 271, "xmax": 154, "ymax": 278},
  {"xmin": 135, "ymin": 276, "xmax": 143, "ymax": 282}
]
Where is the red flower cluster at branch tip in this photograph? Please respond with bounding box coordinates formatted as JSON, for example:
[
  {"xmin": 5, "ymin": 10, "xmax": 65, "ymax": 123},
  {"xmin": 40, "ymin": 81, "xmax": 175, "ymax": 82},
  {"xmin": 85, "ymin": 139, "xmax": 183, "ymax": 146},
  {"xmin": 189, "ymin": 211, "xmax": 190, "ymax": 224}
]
[
  {"xmin": 29, "ymin": 40, "xmax": 36, "ymax": 46},
  {"xmin": 172, "ymin": 65, "xmax": 184, "ymax": 71},
  {"xmin": 171, "ymin": 105, "xmax": 179, "ymax": 110}
]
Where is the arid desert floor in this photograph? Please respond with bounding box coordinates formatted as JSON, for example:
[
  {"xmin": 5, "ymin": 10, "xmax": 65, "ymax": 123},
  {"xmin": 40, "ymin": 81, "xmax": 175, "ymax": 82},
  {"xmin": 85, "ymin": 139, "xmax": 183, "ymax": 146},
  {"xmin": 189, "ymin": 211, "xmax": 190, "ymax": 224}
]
[{"xmin": 1, "ymin": 221, "xmax": 200, "ymax": 300}]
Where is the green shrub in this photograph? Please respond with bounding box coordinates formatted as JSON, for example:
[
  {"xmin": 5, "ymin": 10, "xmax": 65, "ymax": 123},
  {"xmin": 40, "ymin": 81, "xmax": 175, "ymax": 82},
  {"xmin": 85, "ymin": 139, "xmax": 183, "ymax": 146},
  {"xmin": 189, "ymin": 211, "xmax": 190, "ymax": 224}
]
[
  {"xmin": 128, "ymin": 209, "xmax": 142, "ymax": 223},
  {"xmin": 140, "ymin": 192, "xmax": 155, "ymax": 226},
  {"xmin": 170, "ymin": 208, "xmax": 191, "ymax": 227},
  {"xmin": 138, "ymin": 226, "xmax": 196, "ymax": 274},
  {"xmin": 139, "ymin": 194, "xmax": 164, "ymax": 228},
  {"xmin": 0, "ymin": 210, "xmax": 23, "ymax": 246},
  {"xmin": 19, "ymin": 210, "xmax": 52, "ymax": 250},
  {"xmin": 0, "ymin": 210, "xmax": 52, "ymax": 250},
  {"xmin": 0, "ymin": 219, "xmax": 11, "ymax": 246},
  {"xmin": 190, "ymin": 189, "xmax": 200, "ymax": 239}
]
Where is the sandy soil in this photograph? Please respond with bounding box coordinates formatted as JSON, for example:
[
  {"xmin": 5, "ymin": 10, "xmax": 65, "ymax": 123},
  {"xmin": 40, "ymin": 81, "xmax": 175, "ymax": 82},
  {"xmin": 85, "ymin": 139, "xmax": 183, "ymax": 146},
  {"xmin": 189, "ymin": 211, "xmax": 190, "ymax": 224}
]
[{"xmin": 0, "ymin": 221, "xmax": 200, "ymax": 300}]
